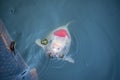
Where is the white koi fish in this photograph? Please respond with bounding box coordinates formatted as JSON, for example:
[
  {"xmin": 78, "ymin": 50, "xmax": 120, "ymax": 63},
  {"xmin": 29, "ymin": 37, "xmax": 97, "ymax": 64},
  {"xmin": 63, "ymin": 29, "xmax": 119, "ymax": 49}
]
[{"xmin": 35, "ymin": 23, "xmax": 74, "ymax": 63}]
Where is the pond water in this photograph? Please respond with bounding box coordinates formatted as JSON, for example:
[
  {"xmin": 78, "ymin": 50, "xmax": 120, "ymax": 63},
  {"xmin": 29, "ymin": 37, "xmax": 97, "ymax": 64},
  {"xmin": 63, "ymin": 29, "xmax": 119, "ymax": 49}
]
[{"xmin": 0, "ymin": 0, "xmax": 120, "ymax": 80}]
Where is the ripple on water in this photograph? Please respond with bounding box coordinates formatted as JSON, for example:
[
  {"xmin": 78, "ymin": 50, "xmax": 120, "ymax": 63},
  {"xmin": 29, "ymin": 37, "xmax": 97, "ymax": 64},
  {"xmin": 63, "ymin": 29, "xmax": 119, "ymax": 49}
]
[
  {"xmin": 20, "ymin": 32, "xmax": 50, "ymax": 78},
  {"xmin": 17, "ymin": 23, "xmax": 81, "ymax": 77}
]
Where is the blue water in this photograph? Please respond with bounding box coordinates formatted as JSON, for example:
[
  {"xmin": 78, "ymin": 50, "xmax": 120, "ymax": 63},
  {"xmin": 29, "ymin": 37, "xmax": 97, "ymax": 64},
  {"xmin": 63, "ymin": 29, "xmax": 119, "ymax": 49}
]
[{"xmin": 0, "ymin": 0, "xmax": 120, "ymax": 80}]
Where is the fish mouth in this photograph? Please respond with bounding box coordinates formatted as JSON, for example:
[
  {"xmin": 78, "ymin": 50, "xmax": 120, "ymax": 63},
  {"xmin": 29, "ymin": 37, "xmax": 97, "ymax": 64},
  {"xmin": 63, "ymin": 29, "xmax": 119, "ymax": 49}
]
[
  {"xmin": 47, "ymin": 51, "xmax": 65, "ymax": 59},
  {"xmin": 47, "ymin": 50, "xmax": 59, "ymax": 58}
]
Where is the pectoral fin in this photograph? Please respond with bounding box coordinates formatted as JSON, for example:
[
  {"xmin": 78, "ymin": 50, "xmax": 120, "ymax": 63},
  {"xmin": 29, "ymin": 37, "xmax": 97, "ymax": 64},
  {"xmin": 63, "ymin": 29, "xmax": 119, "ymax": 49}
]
[
  {"xmin": 35, "ymin": 39, "xmax": 44, "ymax": 49},
  {"xmin": 63, "ymin": 56, "xmax": 75, "ymax": 63}
]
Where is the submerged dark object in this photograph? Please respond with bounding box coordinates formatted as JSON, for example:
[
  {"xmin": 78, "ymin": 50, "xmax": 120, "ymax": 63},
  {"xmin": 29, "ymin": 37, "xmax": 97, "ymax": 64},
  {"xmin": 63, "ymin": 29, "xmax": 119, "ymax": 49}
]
[
  {"xmin": 10, "ymin": 41, "xmax": 15, "ymax": 51},
  {"xmin": 10, "ymin": 41, "xmax": 16, "ymax": 55},
  {"xmin": 0, "ymin": 20, "xmax": 38, "ymax": 80}
]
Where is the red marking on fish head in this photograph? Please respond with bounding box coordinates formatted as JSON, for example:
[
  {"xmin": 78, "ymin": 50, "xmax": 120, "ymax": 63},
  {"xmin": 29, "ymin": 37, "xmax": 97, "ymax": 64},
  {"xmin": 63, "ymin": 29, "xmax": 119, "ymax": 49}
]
[{"xmin": 54, "ymin": 29, "xmax": 69, "ymax": 37}]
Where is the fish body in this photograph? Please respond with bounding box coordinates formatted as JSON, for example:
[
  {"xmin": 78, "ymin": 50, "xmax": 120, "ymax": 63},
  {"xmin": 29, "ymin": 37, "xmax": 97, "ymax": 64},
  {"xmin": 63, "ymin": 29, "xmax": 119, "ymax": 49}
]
[{"xmin": 36, "ymin": 23, "xmax": 74, "ymax": 63}]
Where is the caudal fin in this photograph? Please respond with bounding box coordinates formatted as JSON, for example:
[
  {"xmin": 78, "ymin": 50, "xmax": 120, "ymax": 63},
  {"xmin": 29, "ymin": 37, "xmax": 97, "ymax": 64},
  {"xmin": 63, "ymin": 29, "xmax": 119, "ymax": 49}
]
[{"xmin": 63, "ymin": 20, "xmax": 75, "ymax": 29}]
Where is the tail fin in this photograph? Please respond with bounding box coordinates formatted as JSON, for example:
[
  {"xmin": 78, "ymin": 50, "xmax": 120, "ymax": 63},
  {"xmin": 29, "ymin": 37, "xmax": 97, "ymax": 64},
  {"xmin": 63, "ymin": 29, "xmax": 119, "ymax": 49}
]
[{"xmin": 64, "ymin": 20, "xmax": 75, "ymax": 29}]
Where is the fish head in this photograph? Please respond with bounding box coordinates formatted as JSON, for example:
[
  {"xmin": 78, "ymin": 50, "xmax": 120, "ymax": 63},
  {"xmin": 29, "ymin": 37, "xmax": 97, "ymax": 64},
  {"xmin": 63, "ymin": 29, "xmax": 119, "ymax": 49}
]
[{"xmin": 46, "ymin": 37, "xmax": 66, "ymax": 58}]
